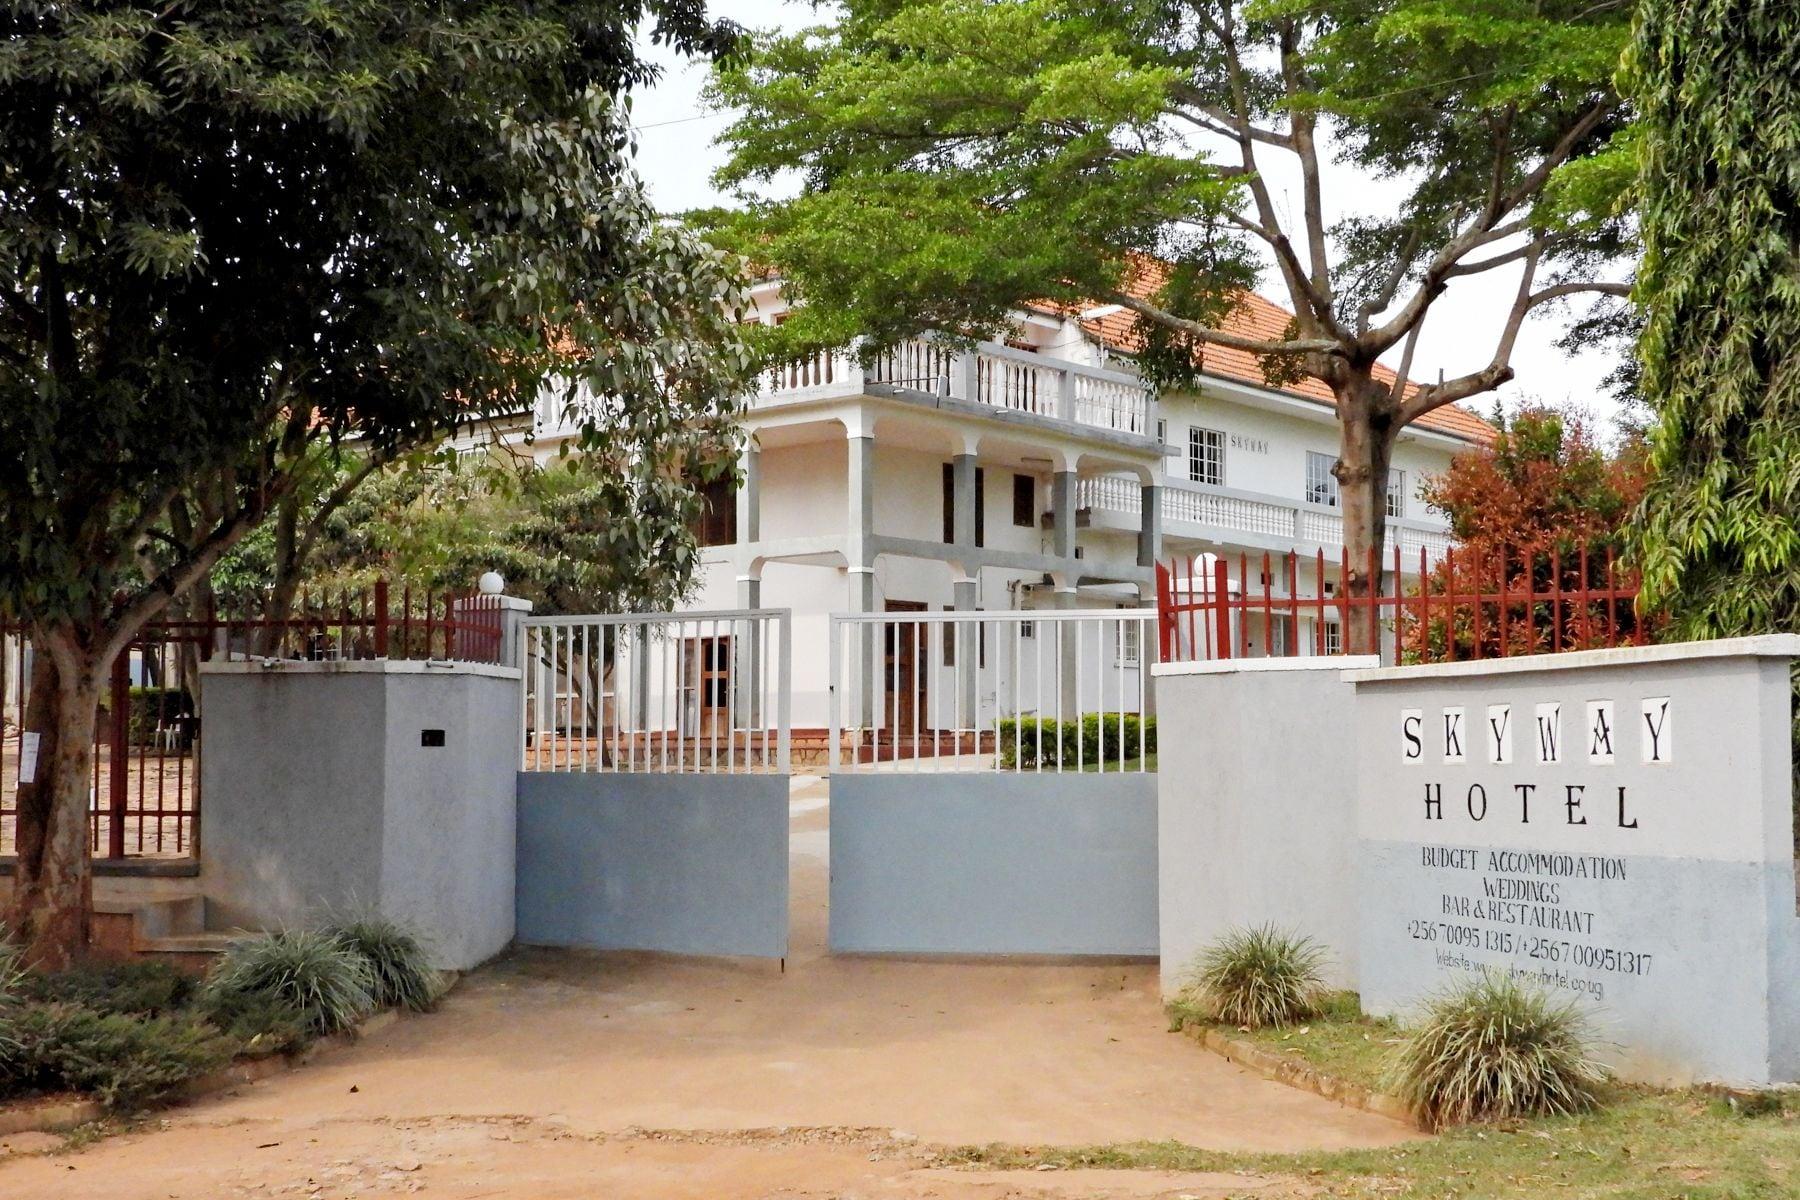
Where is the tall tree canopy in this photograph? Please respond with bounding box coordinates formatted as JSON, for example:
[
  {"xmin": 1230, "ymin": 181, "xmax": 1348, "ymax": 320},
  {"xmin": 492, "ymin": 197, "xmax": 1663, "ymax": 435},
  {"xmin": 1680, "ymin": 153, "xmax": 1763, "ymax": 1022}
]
[
  {"xmin": 1627, "ymin": 0, "xmax": 1800, "ymax": 637},
  {"xmin": 0, "ymin": 0, "xmax": 754, "ymax": 965},
  {"xmin": 709, "ymin": 0, "xmax": 1636, "ymax": 641}
]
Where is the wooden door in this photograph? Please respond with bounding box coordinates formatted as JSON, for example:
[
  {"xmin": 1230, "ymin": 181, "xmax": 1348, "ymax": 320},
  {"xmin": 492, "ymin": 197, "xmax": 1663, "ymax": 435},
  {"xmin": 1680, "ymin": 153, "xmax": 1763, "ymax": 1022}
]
[
  {"xmin": 883, "ymin": 601, "xmax": 927, "ymax": 737},
  {"xmin": 685, "ymin": 635, "xmax": 731, "ymax": 738}
]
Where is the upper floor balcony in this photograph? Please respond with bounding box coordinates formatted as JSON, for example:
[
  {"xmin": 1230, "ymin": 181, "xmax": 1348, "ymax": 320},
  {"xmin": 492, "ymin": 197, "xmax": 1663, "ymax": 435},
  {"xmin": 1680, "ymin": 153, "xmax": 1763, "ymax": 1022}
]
[
  {"xmin": 534, "ymin": 336, "xmax": 1158, "ymax": 448},
  {"xmin": 1077, "ymin": 475, "xmax": 1454, "ymax": 568}
]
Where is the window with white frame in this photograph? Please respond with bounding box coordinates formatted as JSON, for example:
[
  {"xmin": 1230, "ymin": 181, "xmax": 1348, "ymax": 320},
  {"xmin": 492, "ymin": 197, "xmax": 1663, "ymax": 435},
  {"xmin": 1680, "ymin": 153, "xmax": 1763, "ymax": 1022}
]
[
  {"xmin": 1114, "ymin": 619, "xmax": 1141, "ymax": 667},
  {"xmin": 1305, "ymin": 451, "xmax": 1339, "ymax": 507},
  {"xmin": 1385, "ymin": 468, "xmax": 1406, "ymax": 517},
  {"xmin": 1321, "ymin": 620, "xmax": 1342, "ymax": 655},
  {"xmin": 1157, "ymin": 419, "xmax": 1179, "ymax": 463},
  {"xmin": 1188, "ymin": 427, "xmax": 1225, "ymax": 486}
]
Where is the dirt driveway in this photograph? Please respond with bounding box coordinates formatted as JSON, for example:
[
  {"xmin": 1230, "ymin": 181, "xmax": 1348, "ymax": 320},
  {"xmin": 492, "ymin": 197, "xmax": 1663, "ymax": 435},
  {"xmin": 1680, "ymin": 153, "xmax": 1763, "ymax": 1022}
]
[{"xmin": 0, "ymin": 776, "xmax": 1413, "ymax": 1198}]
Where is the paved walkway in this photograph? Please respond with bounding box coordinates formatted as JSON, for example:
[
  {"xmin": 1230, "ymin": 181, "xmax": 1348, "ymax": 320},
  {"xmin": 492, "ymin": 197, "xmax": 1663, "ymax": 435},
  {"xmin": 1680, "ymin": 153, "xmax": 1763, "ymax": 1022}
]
[{"xmin": 0, "ymin": 775, "xmax": 1414, "ymax": 1198}]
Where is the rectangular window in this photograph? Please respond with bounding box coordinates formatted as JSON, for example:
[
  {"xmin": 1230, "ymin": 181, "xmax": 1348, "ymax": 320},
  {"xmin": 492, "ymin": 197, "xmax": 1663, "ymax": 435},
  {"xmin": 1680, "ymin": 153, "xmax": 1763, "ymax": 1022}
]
[
  {"xmin": 693, "ymin": 475, "xmax": 737, "ymax": 547},
  {"xmin": 1187, "ymin": 427, "xmax": 1225, "ymax": 486},
  {"xmin": 1385, "ymin": 468, "xmax": 1406, "ymax": 518},
  {"xmin": 1114, "ymin": 620, "xmax": 1141, "ymax": 667},
  {"xmin": 1012, "ymin": 473, "xmax": 1035, "ymax": 527},
  {"xmin": 1305, "ymin": 451, "xmax": 1340, "ymax": 507},
  {"xmin": 1321, "ymin": 621, "xmax": 1342, "ymax": 656},
  {"xmin": 941, "ymin": 463, "xmax": 986, "ymax": 546}
]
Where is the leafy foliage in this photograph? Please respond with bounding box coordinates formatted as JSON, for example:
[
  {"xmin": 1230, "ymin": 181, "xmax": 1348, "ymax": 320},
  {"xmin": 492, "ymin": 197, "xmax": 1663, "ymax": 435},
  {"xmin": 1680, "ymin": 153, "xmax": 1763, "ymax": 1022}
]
[
  {"xmin": 202, "ymin": 932, "xmax": 376, "ymax": 1037},
  {"xmin": 995, "ymin": 715, "xmax": 1156, "ymax": 769},
  {"xmin": 1186, "ymin": 926, "xmax": 1327, "ymax": 1029},
  {"xmin": 0, "ymin": 0, "xmax": 753, "ymax": 962},
  {"xmin": 3, "ymin": 1002, "xmax": 233, "ymax": 1111},
  {"xmin": 326, "ymin": 918, "xmax": 440, "ymax": 1014},
  {"xmin": 194, "ymin": 987, "xmax": 312, "ymax": 1060},
  {"xmin": 1627, "ymin": 0, "xmax": 1800, "ymax": 637},
  {"xmin": 707, "ymin": 0, "xmax": 1634, "ymax": 602},
  {"xmin": 216, "ymin": 451, "xmax": 732, "ymax": 619},
  {"xmin": 1401, "ymin": 407, "xmax": 1653, "ymax": 659},
  {"xmin": 1390, "ymin": 972, "xmax": 1605, "ymax": 1130},
  {"xmin": 14, "ymin": 959, "xmax": 196, "ymax": 1017}
]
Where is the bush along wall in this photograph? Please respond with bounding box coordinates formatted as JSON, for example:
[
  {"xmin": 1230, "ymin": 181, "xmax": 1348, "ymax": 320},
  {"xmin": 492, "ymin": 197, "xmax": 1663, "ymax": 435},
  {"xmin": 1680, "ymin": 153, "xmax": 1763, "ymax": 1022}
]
[
  {"xmin": 0, "ymin": 921, "xmax": 441, "ymax": 1114},
  {"xmin": 996, "ymin": 714, "xmax": 1156, "ymax": 769}
]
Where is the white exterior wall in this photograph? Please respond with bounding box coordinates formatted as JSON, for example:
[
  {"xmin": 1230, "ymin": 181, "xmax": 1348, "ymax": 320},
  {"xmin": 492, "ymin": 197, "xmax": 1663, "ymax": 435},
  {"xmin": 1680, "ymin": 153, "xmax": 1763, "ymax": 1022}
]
[{"xmin": 1155, "ymin": 384, "xmax": 1459, "ymax": 525}]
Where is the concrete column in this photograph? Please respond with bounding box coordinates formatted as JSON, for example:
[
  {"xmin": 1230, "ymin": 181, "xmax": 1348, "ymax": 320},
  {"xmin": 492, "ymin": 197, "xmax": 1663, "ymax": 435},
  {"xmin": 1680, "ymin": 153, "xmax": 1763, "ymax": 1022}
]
[
  {"xmin": 1055, "ymin": 585, "xmax": 1081, "ymax": 727},
  {"xmin": 846, "ymin": 433, "xmax": 877, "ymax": 730},
  {"xmin": 1051, "ymin": 470, "xmax": 1078, "ymax": 561},
  {"xmin": 951, "ymin": 453, "xmax": 978, "ymax": 548},
  {"xmin": 736, "ymin": 445, "xmax": 761, "ymax": 545},
  {"xmin": 953, "ymin": 571, "xmax": 978, "ymax": 728},
  {"xmin": 1137, "ymin": 483, "xmax": 1162, "ymax": 569},
  {"xmin": 734, "ymin": 572, "xmax": 763, "ymax": 731}
]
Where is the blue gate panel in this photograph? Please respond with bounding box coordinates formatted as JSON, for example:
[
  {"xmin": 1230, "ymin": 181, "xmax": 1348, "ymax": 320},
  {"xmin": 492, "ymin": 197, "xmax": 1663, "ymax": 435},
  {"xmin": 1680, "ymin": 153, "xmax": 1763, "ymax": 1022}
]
[
  {"xmin": 829, "ymin": 772, "xmax": 1158, "ymax": 956},
  {"xmin": 516, "ymin": 772, "xmax": 788, "ymax": 958}
]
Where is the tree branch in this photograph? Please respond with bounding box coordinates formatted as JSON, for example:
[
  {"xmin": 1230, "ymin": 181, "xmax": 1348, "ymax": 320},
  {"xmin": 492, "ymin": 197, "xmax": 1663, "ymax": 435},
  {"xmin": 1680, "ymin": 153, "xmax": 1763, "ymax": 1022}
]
[
  {"xmin": 1399, "ymin": 246, "xmax": 1544, "ymax": 421},
  {"xmin": 1105, "ymin": 289, "xmax": 1341, "ymax": 356}
]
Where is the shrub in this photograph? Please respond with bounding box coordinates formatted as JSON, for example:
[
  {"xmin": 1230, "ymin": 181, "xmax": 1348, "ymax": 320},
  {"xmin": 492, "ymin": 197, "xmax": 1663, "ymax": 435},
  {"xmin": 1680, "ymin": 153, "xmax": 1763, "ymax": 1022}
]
[
  {"xmin": 7, "ymin": 1003, "xmax": 232, "ymax": 1110},
  {"xmin": 326, "ymin": 917, "xmax": 440, "ymax": 1012},
  {"xmin": 202, "ymin": 930, "xmax": 374, "ymax": 1036},
  {"xmin": 997, "ymin": 714, "xmax": 1156, "ymax": 768},
  {"xmin": 197, "ymin": 988, "xmax": 312, "ymax": 1058},
  {"xmin": 1188, "ymin": 925, "xmax": 1327, "ymax": 1029},
  {"xmin": 1390, "ymin": 972, "xmax": 1606, "ymax": 1129},
  {"xmin": 0, "ymin": 928, "xmax": 22, "ymax": 1073},
  {"xmin": 16, "ymin": 959, "xmax": 195, "ymax": 1017}
]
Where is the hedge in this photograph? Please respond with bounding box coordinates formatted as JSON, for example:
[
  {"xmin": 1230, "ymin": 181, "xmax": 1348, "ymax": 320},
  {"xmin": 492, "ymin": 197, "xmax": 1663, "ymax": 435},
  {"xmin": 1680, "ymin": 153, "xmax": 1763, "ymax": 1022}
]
[{"xmin": 996, "ymin": 714, "xmax": 1155, "ymax": 769}]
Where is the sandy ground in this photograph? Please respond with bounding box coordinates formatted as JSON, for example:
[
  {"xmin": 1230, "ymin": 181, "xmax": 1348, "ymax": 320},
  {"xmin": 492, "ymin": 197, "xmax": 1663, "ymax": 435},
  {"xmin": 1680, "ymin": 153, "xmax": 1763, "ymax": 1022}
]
[{"xmin": 0, "ymin": 775, "xmax": 1413, "ymax": 1198}]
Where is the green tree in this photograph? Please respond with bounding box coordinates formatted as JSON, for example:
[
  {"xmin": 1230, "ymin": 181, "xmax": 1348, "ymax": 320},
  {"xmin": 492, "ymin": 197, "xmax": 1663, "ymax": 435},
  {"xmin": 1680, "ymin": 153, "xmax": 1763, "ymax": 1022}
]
[
  {"xmin": 1627, "ymin": 0, "xmax": 1800, "ymax": 637},
  {"xmin": 0, "ymin": 1, "xmax": 754, "ymax": 966},
  {"xmin": 710, "ymin": 0, "xmax": 1636, "ymax": 646},
  {"xmin": 217, "ymin": 449, "xmax": 735, "ymax": 620}
]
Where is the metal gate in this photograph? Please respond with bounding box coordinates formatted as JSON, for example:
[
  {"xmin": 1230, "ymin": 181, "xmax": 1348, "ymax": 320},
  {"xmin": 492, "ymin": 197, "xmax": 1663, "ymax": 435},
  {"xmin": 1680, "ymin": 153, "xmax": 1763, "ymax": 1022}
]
[
  {"xmin": 513, "ymin": 609, "xmax": 792, "ymax": 958},
  {"xmin": 825, "ymin": 608, "xmax": 1161, "ymax": 956}
]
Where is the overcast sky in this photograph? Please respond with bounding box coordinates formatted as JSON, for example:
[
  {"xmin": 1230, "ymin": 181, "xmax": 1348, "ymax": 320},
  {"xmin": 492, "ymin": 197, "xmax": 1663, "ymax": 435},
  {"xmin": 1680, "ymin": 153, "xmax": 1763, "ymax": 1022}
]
[{"xmin": 629, "ymin": 1, "xmax": 1630, "ymax": 433}]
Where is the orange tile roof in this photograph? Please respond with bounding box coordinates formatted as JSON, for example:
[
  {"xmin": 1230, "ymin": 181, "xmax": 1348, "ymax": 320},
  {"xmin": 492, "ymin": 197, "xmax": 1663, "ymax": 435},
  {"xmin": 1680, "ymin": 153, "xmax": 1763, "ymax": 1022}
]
[{"xmin": 1050, "ymin": 277, "xmax": 1494, "ymax": 446}]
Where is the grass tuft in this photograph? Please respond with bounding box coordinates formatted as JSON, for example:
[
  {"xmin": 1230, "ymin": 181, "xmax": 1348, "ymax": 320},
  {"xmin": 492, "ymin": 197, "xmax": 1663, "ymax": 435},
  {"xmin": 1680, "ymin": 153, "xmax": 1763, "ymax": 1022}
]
[
  {"xmin": 325, "ymin": 917, "xmax": 441, "ymax": 1012},
  {"xmin": 202, "ymin": 930, "xmax": 375, "ymax": 1036},
  {"xmin": 1389, "ymin": 971, "xmax": 1606, "ymax": 1130},
  {"xmin": 1186, "ymin": 925, "xmax": 1327, "ymax": 1029}
]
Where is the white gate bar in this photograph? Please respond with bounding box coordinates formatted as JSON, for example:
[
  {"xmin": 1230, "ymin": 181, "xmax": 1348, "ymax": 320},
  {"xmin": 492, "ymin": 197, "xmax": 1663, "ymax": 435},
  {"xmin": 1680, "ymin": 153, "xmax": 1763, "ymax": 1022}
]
[
  {"xmin": 520, "ymin": 609, "xmax": 790, "ymax": 775},
  {"xmin": 826, "ymin": 608, "xmax": 1157, "ymax": 774}
]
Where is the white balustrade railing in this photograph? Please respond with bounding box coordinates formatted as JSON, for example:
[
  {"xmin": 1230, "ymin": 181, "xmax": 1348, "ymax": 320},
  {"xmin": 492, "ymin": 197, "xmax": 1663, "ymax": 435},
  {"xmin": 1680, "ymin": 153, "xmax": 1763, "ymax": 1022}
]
[
  {"xmin": 828, "ymin": 608, "xmax": 1157, "ymax": 774},
  {"xmin": 520, "ymin": 609, "xmax": 790, "ymax": 774},
  {"xmin": 1076, "ymin": 475, "xmax": 1455, "ymax": 569}
]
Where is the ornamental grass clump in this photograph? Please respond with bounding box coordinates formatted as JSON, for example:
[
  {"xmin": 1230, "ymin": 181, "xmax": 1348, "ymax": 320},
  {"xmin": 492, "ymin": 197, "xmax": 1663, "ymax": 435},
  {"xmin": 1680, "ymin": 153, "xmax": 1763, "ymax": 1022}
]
[
  {"xmin": 326, "ymin": 917, "xmax": 441, "ymax": 1013},
  {"xmin": 1190, "ymin": 925, "xmax": 1327, "ymax": 1029},
  {"xmin": 1390, "ymin": 971, "xmax": 1606, "ymax": 1130},
  {"xmin": 202, "ymin": 930, "xmax": 374, "ymax": 1037}
]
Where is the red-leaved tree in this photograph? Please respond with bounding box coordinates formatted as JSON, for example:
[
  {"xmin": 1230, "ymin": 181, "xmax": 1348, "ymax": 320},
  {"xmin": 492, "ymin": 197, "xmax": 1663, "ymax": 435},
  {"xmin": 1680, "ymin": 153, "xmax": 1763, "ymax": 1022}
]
[{"xmin": 1402, "ymin": 407, "xmax": 1651, "ymax": 660}]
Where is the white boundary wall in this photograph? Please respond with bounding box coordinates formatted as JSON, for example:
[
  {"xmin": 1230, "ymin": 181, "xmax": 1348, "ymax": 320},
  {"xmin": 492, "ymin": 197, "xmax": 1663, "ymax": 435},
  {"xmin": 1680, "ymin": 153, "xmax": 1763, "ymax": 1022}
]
[{"xmin": 1154, "ymin": 636, "xmax": 1800, "ymax": 1087}]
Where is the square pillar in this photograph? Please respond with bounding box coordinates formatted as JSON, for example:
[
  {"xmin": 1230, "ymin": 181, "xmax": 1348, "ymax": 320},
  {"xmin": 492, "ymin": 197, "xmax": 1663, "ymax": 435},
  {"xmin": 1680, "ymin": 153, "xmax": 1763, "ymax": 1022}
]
[
  {"xmin": 1137, "ymin": 483, "xmax": 1162, "ymax": 569},
  {"xmin": 736, "ymin": 446, "xmax": 761, "ymax": 545},
  {"xmin": 1052, "ymin": 470, "xmax": 1078, "ymax": 561}
]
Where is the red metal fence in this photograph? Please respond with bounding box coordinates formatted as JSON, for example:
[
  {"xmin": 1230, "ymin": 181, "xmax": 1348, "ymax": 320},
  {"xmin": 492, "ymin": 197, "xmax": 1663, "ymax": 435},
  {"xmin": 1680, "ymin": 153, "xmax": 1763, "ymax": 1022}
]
[
  {"xmin": 1156, "ymin": 543, "xmax": 1651, "ymax": 667},
  {"xmin": 2, "ymin": 583, "xmax": 506, "ymax": 862}
]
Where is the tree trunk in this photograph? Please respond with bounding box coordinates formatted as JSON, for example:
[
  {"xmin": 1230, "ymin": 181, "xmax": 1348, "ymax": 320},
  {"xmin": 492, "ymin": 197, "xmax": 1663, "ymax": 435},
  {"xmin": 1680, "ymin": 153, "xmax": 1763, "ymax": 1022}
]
[
  {"xmin": 5, "ymin": 640, "xmax": 101, "ymax": 970},
  {"xmin": 1333, "ymin": 374, "xmax": 1400, "ymax": 657}
]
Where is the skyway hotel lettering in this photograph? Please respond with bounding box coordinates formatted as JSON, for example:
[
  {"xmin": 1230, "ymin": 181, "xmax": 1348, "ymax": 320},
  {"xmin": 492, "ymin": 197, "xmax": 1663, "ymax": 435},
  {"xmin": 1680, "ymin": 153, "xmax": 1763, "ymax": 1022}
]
[
  {"xmin": 1400, "ymin": 697, "xmax": 1672, "ymax": 766},
  {"xmin": 1397, "ymin": 697, "xmax": 1672, "ymax": 827}
]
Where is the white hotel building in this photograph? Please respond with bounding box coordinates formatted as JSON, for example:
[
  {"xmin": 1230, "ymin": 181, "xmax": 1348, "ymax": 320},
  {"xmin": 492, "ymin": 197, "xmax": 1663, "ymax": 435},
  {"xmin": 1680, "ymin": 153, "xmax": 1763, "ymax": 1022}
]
[{"xmin": 522, "ymin": 280, "xmax": 1492, "ymax": 736}]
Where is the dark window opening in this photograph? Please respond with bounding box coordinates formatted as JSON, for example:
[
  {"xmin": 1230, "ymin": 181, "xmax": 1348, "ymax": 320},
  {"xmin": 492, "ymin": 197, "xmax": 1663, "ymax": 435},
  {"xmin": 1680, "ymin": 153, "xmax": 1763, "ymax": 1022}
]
[
  {"xmin": 1012, "ymin": 473, "xmax": 1035, "ymax": 527},
  {"xmin": 693, "ymin": 475, "xmax": 737, "ymax": 547}
]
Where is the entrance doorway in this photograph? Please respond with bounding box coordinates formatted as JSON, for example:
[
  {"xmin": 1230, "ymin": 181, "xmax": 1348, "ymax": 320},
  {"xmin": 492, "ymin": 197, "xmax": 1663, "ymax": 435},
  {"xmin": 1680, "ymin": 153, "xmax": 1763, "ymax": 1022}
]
[
  {"xmin": 883, "ymin": 601, "xmax": 927, "ymax": 737},
  {"xmin": 684, "ymin": 634, "xmax": 732, "ymax": 738}
]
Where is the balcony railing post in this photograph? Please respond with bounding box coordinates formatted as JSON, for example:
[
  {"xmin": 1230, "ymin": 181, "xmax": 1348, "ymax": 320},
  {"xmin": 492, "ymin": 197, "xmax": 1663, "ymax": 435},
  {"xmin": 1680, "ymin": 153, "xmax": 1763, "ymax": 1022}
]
[
  {"xmin": 1056, "ymin": 366, "xmax": 1076, "ymax": 422},
  {"xmin": 957, "ymin": 350, "xmax": 977, "ymax": 401}
]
